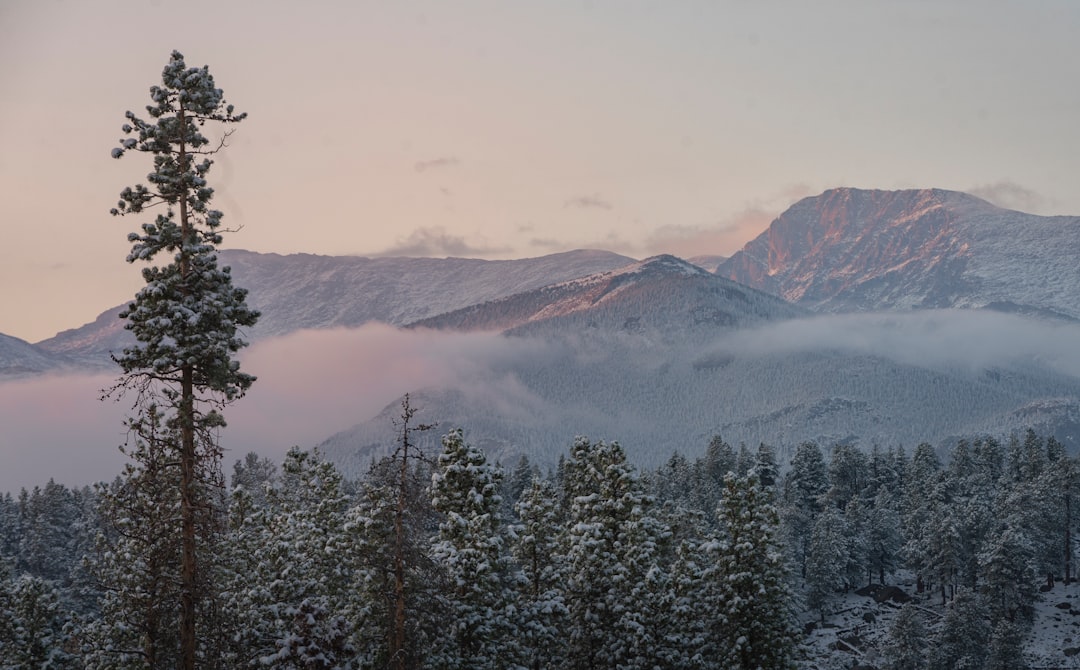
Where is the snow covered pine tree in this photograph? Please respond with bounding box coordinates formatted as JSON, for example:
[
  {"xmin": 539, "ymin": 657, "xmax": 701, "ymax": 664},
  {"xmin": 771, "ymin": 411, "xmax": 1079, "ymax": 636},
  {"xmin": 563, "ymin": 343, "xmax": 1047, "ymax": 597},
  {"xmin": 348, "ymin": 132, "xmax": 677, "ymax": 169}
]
[{"xmin": 106, "ymin": 50, "xmax": 257, "ymax": 670}]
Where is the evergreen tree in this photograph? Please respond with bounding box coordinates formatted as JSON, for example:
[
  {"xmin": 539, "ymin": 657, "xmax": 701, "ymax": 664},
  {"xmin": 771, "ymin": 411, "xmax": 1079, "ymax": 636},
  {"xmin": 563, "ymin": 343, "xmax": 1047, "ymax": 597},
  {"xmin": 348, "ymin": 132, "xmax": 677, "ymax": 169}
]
[
  {"xmin": 979, "ymin": 521, "xmax": 1037, "ymax": 627},
  {"xmin": 346, "ymin": 396, "xmax": 442, "ymax": 668},
  {"xmin": 805, "ymin": 505, "xmax": 848, "ymax": 621},
  {"xmin": 0, "ymin": 494, "xmax": 20, "ymax": 563},
  {"xmin": 985, "ymin": 619, "xmax": 1028, "ymax": 670},
  {"xmin": 107, "ymin": 50, "xmax": 257, "ymax": 670},
  {"xmin": 901, "ymin": 443, "xmax": 942, "ymax": 593},
  {"xmin": 867, "ymin": 488, "xmax": 902, "ymax": 585},
  {"xmin": 929, "ymin": 587, "xmax": 991, "ymax": 670},
  {"xmin": 220, "ymin": 448, "xmax": 356, "ymax": 668},
  {"xmin": 781, "ymin": 441, "xmax": 828, "ymax": 578},
  {"xmin": 429, "ymin": 429, "xmax": 518, "ymax": 668},
  {"xmin": 512, "ymin": 478, "xmax": 568, "ymax": 670},
  {"xmin": 708, "ymin": 472, "xmax": 797, "ymax": 669},
  {"xmin": 82, "ymin": 408, "xmax": 185, "ymax": 668},
  {"xmin": 0, "ymin": 573, "xmax": 78, "ymax": 669},
  {"xmin": 16, "ymin": 481, "xmax": 78, "ymax": 583},
  {"xmin": 843, "ymin": 495, "xmax": 871, "ymax": 588},
  {"xmin": 825, "ymin": 443, "xmax": 867, "ymax": 509},
  {"xmin": 560, "ymin": 437, "xmax": 668, "ymax": 669},
  {"xmin": 884, "ymin": 603, "xmax": 928, "ymax": 670}
]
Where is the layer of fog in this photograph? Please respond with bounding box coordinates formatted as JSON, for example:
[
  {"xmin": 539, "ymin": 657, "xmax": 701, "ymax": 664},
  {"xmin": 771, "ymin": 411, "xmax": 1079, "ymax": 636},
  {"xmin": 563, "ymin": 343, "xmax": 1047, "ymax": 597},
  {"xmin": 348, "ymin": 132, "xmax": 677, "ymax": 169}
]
[
  {"xmin": 3, "ymin": 310, "xmax": 1079, "ymax": 494},
  {"xmin": 0, "ymin": 325, "xmax": 551, "ymax": 494},
  {"xmin": 707, "ymin": 309, "xmax": 1080, "ymax": 377}
]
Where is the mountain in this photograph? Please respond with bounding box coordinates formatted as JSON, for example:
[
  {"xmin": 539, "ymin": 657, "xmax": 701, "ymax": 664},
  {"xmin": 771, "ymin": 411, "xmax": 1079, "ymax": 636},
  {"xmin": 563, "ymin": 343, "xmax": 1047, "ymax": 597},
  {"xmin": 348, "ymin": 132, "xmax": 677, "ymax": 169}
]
[
  {"xmin": 0, "ymin": 332, "xmax": 71, "ymax": 377},
  {"xmin": 34, "ymin": 248, "xmax": 635, "ymax": 365},
  {"xmin": 319, "ymin": 257, "xmax": 1080, "ymax": 475},
  {"xmin": 409, "ymin": 254, "xmax": 806, "ymax": 338},
  {"xmin": 318, "ymin": 326, "xmax": 1080, "ymax": 478},
  {"xmin": 719, "ymin": 188, "xmax": 1080, "ymax": 319}
]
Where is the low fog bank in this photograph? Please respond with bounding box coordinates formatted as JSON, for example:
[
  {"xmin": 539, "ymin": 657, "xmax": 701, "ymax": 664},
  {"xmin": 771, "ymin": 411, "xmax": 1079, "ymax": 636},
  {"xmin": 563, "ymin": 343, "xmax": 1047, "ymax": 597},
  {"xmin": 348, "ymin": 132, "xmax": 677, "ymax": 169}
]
[
  {"xmin": 0, "ymin": 324, "xmax": 546, "ymax": 494},
  {"xmin": 3, "ymin": 311, "xmax": 1079, "ymax": 493},
  {"xmin": 710, "ymin": 309, "xmax": 1080, "ymax": 376}
]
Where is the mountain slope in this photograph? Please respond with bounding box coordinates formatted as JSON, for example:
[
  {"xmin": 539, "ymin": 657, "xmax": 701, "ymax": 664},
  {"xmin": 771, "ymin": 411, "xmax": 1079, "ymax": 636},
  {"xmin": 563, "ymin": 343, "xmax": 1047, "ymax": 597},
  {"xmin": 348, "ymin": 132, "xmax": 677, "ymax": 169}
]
[
  {"xmin": 719, "ymin": 188, "xmax": 1080, "ymax": 318},
  {"xmin": 35, "ymin": 248, "xmax": 635, "ymax": 365},
  {"xmin": 409, "ymin": 255, "xmax": 805, "ymax": 339},
  {"xmin": 318, "ymin": 331, "xmax": 1080, "ymax": 478},
  {"xmin": 0, "ymin": 333, "xmax": 70, "ymax": 377}
]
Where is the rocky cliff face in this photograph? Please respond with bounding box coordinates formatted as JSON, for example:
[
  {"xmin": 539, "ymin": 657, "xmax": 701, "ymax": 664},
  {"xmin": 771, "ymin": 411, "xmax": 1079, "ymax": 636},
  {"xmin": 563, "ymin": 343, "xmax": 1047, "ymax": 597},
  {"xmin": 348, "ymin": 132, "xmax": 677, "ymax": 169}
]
[{"xmin": 719, "ymin": 188, "xmax": 1080, "ymax": 319}]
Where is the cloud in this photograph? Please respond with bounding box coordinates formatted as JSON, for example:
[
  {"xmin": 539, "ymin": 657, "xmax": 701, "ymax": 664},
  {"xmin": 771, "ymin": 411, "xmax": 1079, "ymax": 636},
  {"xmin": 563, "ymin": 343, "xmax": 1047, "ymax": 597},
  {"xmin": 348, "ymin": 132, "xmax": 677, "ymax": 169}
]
[
  {"xmin": 644, "ymin": 208, "xmax": 774, "ymax": 259},
  {"xmin": 709, "ymin": 309, "xmax": 1080, "ymax": 377},
  {"xmin": 644, "ymin": 184, "xmax": 813, "ymax": 258},
  {"xmin": 564, "ymin": 194, "xmax": 613, "ymax": 210},
  {"xmin": 371, "ymin": 227, "xmax": 511, "ymax": 258},
  {"xmin": 969, "ymin": 181, "xmax": 1049, "ymax": 213},
  {"xmin": 0, "ymin": 324, "xmax": 553, "ymax": 494},
  {"xmin": 414, "ymin": 156, "xmax": 460, "ymax": 173}
]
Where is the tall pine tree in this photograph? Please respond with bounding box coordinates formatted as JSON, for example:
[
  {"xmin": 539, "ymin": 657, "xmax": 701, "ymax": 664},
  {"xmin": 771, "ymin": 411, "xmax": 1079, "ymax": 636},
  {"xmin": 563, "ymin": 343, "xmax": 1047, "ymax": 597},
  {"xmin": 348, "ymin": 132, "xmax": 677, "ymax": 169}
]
[{"xmin": 107, "ymin": 50, "xmax": 257, "ymax": 669}]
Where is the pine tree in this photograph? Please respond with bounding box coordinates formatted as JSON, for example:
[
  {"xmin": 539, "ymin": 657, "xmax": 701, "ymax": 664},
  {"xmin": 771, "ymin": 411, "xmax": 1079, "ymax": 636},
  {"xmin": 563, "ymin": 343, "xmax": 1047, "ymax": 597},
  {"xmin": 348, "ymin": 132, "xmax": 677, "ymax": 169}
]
[
  {"xmin": 805, "ymin": 505, "xmax": 848, "ymax": 621},
  {"xmin": 512, "ymin": 478, "xmax": 568, "ymax": 670},
  {"xmin": 929, "ymin": 587, "xmax": 991, "ymax": 670},
  {"xmin": 16, "ymin": 480, "xmax": 88, "ymax": 587},
  {"xmin": 429, "ymin": 429, "xmax": 518, "ymax": 669},
  {"xmin": 884, "ymin": 603, "xmax": 928, "ymax": 670},
  {"xmin": 346, "ymin": 396, "xmax": 442, "ymax": 668},
  {"xmin": 560, "ymin": 437, "xmax": 668, "ymax": 669},
  {"xmin": 220, "ymin": 448, "xmax": 356, "ymax": 668},
  {"xmin": 82, "ymin": 408, "xmax": 185, "ymax": 668},
  {"xmin": 781, "ymin": 441, "xmax": 828, "ymax": 578},
  {"xmin": 825, "ymin": 443, "xmax": 868, "ymax": 510},
  {"xmin": 0, "ymin": 573, "xmax": 79, "ymax": 669},
  {"xmin": 107, "ymin": 50, "xmax": 257, "ymax": 670},
  {"xmin": 867, "ymin": 488, "xmax": 902, "ymax": 585},
  {"xmin": 709, "ymin": 472, "xmax": 797, "ymax": 670}
]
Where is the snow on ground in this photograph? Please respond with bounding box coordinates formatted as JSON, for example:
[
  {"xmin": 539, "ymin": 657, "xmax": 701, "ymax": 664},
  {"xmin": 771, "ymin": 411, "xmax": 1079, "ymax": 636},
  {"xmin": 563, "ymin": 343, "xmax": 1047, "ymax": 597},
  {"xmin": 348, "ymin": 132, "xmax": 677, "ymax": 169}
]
[{"xmin": 799, "ymin": 571, "xmax": 1080, "ymax": 669}]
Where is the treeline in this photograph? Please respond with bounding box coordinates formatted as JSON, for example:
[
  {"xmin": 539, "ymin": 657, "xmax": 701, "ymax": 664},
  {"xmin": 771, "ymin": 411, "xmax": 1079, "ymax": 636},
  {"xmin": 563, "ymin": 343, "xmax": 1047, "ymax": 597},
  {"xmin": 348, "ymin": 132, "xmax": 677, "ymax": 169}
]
[
  {"xmin": 2, "ymin": 427, "xmax": 1073, "ymax": 668},
  {"xmin": 0, "ymin": 416, "xmax": 796, "ymax": 669}
]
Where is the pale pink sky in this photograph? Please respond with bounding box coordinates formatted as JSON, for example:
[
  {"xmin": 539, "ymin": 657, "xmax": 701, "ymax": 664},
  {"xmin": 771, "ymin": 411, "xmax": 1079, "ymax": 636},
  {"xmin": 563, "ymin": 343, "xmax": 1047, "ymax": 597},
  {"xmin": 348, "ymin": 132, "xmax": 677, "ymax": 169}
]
[{"xmin": 2, "ymin": 0, "xmax": 1079, "ymax": 342}]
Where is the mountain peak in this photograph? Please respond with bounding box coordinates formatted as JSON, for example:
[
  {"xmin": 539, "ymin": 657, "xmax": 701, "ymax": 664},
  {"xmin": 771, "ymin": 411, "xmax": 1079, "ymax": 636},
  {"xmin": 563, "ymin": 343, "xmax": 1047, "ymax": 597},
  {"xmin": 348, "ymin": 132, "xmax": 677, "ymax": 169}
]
[
  {"xmin": 719, "ymin": 187, "xmax": 1080, "ymax": 317},
  {"xmin": 615, "ymin": 254, "xmax": 711, "ymax": 278}
]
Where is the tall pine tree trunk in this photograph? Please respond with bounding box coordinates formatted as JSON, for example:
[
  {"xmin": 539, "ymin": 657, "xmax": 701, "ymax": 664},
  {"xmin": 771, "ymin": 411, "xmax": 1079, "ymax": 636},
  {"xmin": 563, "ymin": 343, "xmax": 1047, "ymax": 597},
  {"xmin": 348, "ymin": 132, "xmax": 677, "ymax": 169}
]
[
  {"xmin": 178, "ymin": 105, "xmax": 197, "ymax": 670},
  {"xmin": 180, "ymin": 369, "xmax": 196, "ymax": 670}
]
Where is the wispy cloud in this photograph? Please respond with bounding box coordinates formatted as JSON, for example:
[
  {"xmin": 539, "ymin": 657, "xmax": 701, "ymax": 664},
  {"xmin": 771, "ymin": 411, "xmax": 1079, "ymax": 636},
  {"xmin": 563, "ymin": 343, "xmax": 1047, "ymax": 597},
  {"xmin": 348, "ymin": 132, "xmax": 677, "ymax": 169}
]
[
  {"xmin": 564, "ymin": 194, "xmax": 613, "ymax": 210},
  {"xmin": 969, "ymin": 181, "xmax": 1049, "ymax": 214},
  {"xmin": 0, "ymin": 324, "xmax": 554, "ymax": 493},
  {"xmin": 371, "ymin": 227, "xmax": 511, "ymax": 258},
  {"xmin": 710, "ymin": 309, "xmax": 1080, "ymax": 377},
  {"xmin": 414, "ymin": 156, "xmax": 460, "ymax": 173},
  {"xmin": 645, "ymin": 184, "xmax": 812, "ymax": 258}
]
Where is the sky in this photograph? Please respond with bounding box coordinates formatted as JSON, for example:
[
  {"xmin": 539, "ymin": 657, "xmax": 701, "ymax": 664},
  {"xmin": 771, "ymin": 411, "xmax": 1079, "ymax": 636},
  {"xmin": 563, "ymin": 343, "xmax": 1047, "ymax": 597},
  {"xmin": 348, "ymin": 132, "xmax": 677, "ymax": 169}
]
[{"xmin": 2, "ymin": 0, "xmax": 1080, "ymax": 343}]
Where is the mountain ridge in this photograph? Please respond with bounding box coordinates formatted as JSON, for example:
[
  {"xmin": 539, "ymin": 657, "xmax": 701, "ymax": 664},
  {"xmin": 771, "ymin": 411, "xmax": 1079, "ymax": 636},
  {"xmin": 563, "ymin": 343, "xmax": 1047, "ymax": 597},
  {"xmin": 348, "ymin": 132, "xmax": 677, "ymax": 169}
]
[
  {"xmin": 31, "ymin": 248, "xmax": 636, "ymax": 366},
  {"xmin": 718, "ymin": 187, "xmax": 1080, "ymax": 318}
]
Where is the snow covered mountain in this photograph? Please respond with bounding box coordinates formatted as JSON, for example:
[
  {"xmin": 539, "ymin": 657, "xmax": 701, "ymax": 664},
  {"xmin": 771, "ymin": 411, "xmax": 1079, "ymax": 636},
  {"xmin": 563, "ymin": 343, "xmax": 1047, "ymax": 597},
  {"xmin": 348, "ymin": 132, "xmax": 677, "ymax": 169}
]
[
  {"xmin": 32, "ymin": 248, "xmax": 635, "ymax": 365},
  {"xmin": 0, "ymin": 333, "xmax": 71, "ymax": 378},
  {"xmin": 319, "ymin": 259, "xmax": 1080, "ymax": 476},
  {"xmin": 409, "ymin": 254, "xmax": 805, "ymax": 338},
  {"xmin": 719, "ymin": 187, "xmax": 1080, "ymax": 319}
]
